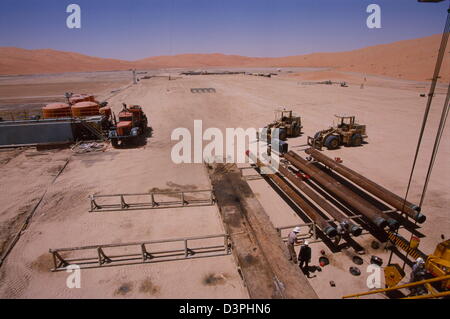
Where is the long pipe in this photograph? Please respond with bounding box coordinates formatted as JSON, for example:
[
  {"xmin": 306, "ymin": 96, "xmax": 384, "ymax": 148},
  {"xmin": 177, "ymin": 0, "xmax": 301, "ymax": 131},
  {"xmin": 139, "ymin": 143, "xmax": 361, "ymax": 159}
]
[
  {"xmin": 246, "ymin": 152, "xmax": 337, "ymax": 238},
  {"xmin": 305, "ymin": 148, "xmax": 425, "ymax": 223},
  {"xmin": 277, "ymin": 164, "xmax": 363, "ymax": 236},
  {"xmin": 285, "ymin": 151, "xmax": 398, "ymax": 230}
]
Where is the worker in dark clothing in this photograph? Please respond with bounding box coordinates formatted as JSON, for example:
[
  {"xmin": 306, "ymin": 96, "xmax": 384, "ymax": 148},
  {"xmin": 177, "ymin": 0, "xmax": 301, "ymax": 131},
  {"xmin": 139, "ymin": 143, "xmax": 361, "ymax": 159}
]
[{"xmin": 298, "ymin": 240, "xmax": 312, "ymax": 277}]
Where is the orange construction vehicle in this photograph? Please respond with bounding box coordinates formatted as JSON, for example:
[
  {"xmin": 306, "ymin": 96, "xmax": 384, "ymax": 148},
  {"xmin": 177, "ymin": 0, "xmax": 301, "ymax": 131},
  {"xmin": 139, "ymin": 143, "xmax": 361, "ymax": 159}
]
[{"xmin": 109, "ymin": 103, "xmax": 148, "ymax": 147}]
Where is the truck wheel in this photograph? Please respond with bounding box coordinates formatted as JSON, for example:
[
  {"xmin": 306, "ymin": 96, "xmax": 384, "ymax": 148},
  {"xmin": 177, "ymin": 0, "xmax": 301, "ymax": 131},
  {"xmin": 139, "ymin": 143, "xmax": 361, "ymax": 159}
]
[
  {"xmin": 294, "ymin": 125, "xmax": 301, "ymax": 137},
  {"xmin": 352, "ymin": 134, "xmax": 363, "ymax": 146},
  {"xmin": 276, "ymin": 128, "xmax": 287, "ymax": 141},
  {"xmin": 129, "ymin": 136, "xmax": 139, "ymax": 146},
  {"xmin": 324, "ymin": 135, "xmax": 339, "ymax": 150},
  {"xmin": 111, "ymin": 139, "xmax": 119, "ymax": 148}
]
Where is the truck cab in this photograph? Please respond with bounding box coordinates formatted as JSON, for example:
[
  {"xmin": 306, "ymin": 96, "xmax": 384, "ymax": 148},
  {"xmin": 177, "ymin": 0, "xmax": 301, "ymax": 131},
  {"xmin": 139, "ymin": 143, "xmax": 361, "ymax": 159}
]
[{"xmin": 109, "ymin": 104, "xmax": 148, "ymax": 147}]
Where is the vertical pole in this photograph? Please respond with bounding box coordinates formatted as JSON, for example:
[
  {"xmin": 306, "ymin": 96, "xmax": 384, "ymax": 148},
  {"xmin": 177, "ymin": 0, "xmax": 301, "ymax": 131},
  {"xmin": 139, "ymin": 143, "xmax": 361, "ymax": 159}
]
[
  {"xmin": 120, "ymin": 195, "xmax": 126, "ymax": 209},
  {"xmin": 90, "ymin": 195, "xmax": 94, "ymax": 212},
  {"xmin": 224, "ymin": 235, "xmax": 228, "ymax": 253},
  {"xmin": 132, "ymin": 69, "xmax": 137, "ymax": 85},
  {"xmin": 97, "ymin": 247, "xmax": 102, "ymax": 266},
  {"xmin": 51, "ymin": 251, "xmax": 57, "ymax": 270},
  {"xmin": 151, "ymin": 193, "xmax": 156, "ymax": 207},
  {"xmin": 387, "ymin": 232, "xmax": 395, "ymax": 266},
  {"xmin": 141, "ymin": 244, "xmax": 146, "ymax": 262},
  {"xmin": 184, "ymin": 239, "xmax": 188, "ymax": 258}
]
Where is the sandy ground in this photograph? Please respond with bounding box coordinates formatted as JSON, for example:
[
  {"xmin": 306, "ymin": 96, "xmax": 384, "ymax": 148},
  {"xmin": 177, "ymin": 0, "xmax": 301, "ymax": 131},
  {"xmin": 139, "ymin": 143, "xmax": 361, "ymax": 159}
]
[
  {"xmin": 0, "ymin": 69, "xmax": 448, "ymax": 298},
  {"xmin": 0, "ymin": 72, "xmax": 132, "ymax": 123}
]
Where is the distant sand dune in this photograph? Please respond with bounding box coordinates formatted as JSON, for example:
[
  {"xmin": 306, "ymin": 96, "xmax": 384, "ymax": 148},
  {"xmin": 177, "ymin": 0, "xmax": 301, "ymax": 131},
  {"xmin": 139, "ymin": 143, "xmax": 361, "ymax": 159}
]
[
  {"xmin": 0, "ymin": 34, "xmax": 448, "ymax": 81},
  {"xmin": 0, "ymin": 48, "xmax": 135, "ymax": 75}
]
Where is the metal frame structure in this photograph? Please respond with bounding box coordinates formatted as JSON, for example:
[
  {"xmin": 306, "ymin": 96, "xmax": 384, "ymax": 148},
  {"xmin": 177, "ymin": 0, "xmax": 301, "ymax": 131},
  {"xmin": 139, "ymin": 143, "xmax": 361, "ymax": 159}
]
[
  {"xmin": 49, "ymin": 233, "xmax": 230, "ymax": 271},
  {"xmin": 89, "ymin": 189, "xmax": 215, "ymax": 212},
  {"xmin": 79, "ymin": 119, "xmax": 107, "ymax": 141}
]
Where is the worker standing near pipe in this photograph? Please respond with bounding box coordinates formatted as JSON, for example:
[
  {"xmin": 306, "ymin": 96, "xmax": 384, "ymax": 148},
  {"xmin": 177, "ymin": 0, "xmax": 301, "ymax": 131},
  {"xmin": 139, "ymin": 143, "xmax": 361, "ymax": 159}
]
[
  {"xmin": 304, "ymin": 148, "xmax": 426, "ymax": 223},
  {"xmin": 298, "ymin": 240, "xmax": 312, "ymax": 277},
  {"xmin": 287, "ymin": 227, "xmax": 301, "ymax": 264},
  {"xmin": 334, "ymin": 220, "xmax": 350, "ymax": 246},
  {"xmin": 285, "ymin": 151, "xmax": 399, "ymax": 230}
]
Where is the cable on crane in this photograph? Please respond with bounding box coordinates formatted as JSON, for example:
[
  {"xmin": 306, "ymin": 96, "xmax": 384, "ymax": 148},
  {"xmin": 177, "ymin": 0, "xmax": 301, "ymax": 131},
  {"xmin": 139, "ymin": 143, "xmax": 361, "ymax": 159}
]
[{"xmin": 401, "ymin": 6, "xmax": 449, "ymax": 213}]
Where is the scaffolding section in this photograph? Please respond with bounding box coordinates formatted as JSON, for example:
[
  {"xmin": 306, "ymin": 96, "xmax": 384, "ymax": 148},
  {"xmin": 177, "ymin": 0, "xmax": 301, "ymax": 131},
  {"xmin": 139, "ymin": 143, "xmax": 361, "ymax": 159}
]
[
  {"xmin": 89, "ymin": 189, "xmax": 215, "ymax": 212},
  {"xmin": 49, "ymin": 233, "xmax": 230, "ymax": 271}
]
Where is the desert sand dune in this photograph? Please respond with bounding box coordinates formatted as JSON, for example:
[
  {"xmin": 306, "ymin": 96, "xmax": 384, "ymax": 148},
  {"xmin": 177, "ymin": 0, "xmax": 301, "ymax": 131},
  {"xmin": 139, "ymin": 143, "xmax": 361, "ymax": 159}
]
[
  {"xmin": 261, "ymin": 34, "xmax": 449, "ymax": 82},
  {"xmin": 0, "ymin": 34, "xmax": 448, "ymax": 81},
  {"xmin": 0, "ymin": 48, "xmax": 135, "ymax": 75}
]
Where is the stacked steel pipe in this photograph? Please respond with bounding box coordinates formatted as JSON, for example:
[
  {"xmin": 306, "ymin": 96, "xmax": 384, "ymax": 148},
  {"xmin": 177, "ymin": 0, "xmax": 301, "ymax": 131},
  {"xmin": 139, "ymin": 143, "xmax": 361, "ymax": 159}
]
[
  {"xmin": 276, "ymin": 163, "xmax": 363, "ymax": 236},
  {"xmin": 247, "ymin": 148, "xmax": 422, "ymax": 238},
  {"xmin": 246, "ymin": 151, "xmax": 338, "ymax": 238},
  {"xmin": 304, "ymin": 148, "xmax": 425, "ymax": 223},
  {"xmin": 285, "ymin": 151, "xmax": 399, "ymax": 230}
]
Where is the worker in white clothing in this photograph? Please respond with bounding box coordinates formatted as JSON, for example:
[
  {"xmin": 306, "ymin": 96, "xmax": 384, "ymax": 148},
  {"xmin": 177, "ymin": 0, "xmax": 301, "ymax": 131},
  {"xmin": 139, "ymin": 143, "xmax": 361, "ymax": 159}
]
[{"xmin": 287, "ymin": 227, "xmax": 301, "ymax": 263}]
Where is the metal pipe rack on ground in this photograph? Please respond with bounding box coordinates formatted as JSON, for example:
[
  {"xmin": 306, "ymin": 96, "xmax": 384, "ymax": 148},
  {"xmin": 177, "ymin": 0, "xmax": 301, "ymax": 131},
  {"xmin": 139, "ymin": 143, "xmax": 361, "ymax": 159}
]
[
  {"xmin": 49, "ymin": 233, "xmax": 230, "ymax": 271},
  {"xmin": 89, "ymin": 189, "xmax": 215, "ymax": 212}
]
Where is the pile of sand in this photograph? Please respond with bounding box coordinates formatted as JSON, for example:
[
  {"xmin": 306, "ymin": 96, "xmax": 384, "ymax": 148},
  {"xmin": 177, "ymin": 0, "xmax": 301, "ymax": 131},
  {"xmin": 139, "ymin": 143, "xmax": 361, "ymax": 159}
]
[{"xmin": 0, "ymin": 34, "xmax": 448, "ymax": 81}]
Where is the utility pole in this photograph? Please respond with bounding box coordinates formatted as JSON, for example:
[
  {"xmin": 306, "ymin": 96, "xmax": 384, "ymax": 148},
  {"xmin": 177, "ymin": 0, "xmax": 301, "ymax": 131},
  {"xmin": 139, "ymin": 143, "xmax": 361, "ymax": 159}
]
[{"xmin": 132, "ymin": 69, "xmax": 137, "ymax": 85}]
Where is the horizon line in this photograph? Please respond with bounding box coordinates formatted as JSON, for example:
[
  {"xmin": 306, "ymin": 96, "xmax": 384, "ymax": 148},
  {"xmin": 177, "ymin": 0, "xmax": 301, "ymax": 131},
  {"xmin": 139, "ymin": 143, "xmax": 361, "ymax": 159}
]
[{"xmin": 0, "ymin": 33, "xmax": 442, "ymax": 62}]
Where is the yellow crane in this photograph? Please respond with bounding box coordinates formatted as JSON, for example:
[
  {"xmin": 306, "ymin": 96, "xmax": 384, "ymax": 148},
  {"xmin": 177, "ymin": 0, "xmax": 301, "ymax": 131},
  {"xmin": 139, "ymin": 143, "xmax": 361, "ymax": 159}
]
[{"xmin": 343, "ymin": 238, "xmax": 450, "ymax": 299}]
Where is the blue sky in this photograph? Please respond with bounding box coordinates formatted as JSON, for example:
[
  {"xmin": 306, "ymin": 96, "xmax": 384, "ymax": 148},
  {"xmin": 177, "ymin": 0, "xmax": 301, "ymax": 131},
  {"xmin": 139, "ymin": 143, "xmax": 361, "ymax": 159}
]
[{"xmin": 0, "ymin": 0, "xmax": 448, "ymax": 60}]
